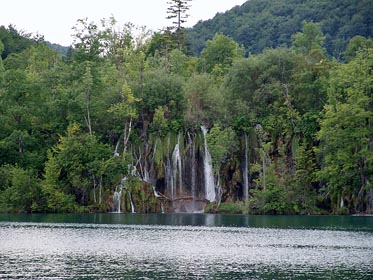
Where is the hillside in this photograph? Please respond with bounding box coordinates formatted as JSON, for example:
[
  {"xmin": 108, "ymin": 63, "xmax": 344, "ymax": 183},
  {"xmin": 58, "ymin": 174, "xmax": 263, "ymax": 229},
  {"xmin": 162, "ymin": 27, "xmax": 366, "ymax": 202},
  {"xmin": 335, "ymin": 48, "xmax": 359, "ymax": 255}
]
[
  {"xmin": 186, "ymin": 0, "xmax": 373, "ymax": 58},
  {"xmin": 45, "ymin": 41, "xmax": 70, "ymax": 57},
  {"xmin": 0, "ymin": 25, "xmax": 69, "ymax": 59}
]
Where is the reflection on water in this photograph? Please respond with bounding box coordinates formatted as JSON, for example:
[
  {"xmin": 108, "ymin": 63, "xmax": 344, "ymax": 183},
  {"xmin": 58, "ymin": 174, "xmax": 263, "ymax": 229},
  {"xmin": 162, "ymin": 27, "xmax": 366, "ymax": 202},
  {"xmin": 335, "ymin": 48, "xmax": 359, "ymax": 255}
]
[
  {"xmin": 0, "ymin": 214, "xmax": 372, "ymax": 279},
  {"xmin": 1, "ymin": 213, "xmax": 373, "ymax": 231}
]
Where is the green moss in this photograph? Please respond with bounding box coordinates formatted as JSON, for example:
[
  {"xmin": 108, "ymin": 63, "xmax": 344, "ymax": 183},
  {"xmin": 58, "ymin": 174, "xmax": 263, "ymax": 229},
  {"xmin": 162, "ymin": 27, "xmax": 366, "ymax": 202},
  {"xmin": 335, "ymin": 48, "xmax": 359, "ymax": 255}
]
[{"xmin": 220, "ymin": 202, "xmax": 245, "ymax": 214}]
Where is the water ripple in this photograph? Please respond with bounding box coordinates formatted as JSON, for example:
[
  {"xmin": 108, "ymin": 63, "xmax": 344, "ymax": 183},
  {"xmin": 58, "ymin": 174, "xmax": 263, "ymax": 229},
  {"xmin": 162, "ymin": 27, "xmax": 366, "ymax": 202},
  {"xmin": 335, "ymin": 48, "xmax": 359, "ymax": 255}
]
[{"xmin": 0, "ymin": 222, "xmax": 372, "ymax": 279}]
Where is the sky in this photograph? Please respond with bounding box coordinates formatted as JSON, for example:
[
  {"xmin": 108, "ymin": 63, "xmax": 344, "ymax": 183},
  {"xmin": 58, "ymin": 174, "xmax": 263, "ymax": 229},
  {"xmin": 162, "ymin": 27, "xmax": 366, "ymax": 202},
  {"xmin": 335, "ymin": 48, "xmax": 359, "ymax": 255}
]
[{"xmin": 1, "ymin": 0, "xmax": 247, "ymax": 46}]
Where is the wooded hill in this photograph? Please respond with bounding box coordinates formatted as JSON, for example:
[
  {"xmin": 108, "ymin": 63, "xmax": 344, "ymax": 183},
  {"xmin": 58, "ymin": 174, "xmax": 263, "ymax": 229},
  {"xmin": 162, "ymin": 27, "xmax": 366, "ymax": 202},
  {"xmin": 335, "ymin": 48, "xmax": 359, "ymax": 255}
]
[
  {"xmin": 0, "ymin": 1, "xmax": 372, "ymax": 215},
  {"xmin": 186, "ymin": 0, "xmax": 373, "ymax": 58}
]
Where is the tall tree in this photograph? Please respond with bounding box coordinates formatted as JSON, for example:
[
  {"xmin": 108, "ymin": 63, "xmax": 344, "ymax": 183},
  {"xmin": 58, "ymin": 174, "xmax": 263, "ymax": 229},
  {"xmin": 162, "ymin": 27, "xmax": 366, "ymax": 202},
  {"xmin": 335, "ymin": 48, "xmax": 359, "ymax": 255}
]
[
  {"xmin": 292, "ymin": 20, "xmax": 326, "ymax": 57},
  {"xmin": 199, "ymin": 33, "xmax": 244, "ymax": 75},
  {"xmin": 166, "ymin": 0, "xmax": 192, "ymax": 31},
  {"xmin": 0, "ymin": 39, "xmax": 4, "ymax": 84},
  {"xmin": 0, "ymin": 25, "xmax": 37, "ymax": 60},
  {"xmin": 166, "ymin": 0, "xmax": 192, "ymax": 50},
  {"xmin": 317, "ymin": 48, "xmax": 373, "ymax": 214}
]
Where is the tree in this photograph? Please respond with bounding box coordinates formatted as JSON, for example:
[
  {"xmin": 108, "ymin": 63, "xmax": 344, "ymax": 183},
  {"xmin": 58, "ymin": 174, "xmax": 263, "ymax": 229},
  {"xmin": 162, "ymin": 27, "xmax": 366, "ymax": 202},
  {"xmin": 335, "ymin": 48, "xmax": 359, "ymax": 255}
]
[
  {"xmin": 205, "ymin": 125, "xmax": 238, "ymax": 205},
  {"xmin": 343, "ymin": 35, "xmax": 373, "ymax": 61},
  {"xmin": 0, "ymin": 25, "xmax": 37, "ymax": 60},
  {"xmin": 0, "ymin": 44, "xmax": 63, "ymax": 171},
  {"xmin": 43, "ymin": 123, "xmax": 115, "ymax": 210},
  {"xmin": 292, "ymin": 20, "xmax": 325, "ymax": 56},
  {"xmin": 71, "ymin": 18, "xmax": 104, "ymax": 62},
  {"xmin": 167, "ymin": 0, "xmax": 192, "ymax": 31},
  {"xmin": 0, "ymin": 39, "xmax": 4, "ymax": 84},
  {"xmin": 136, "ymin": 70, "xmax": 185, "ymax": 133},
  {"xmin": 207, "ymin": 125, "xmax": 237, "ymax": 174},
  {"xmin": 42, "ymin": 151, "xmax": 77, "ymax": 212},
  {"xmin": 107, "ymin": 84, "xmax": 140, "ymax": 159},
  {"xmin": 184, "ymin": 73, "xmax": 224, "ymax": 127},
  {"xmin": 146, "ymin": 32, "xmax": 177, "ymax": 60},
  {"xmin": 317, "ymin": 49, "xmax": 373, "ymax": 214},
  {"xmin": 166, "ymin": 0, "xmax": 192, "ymax": 50},
  {"xmin": 186, "ymin": 0, "xmax": 372, "ymax": 57},
  {"xmin": 0, "ymin": 165, "xmax": 43, "ymax": 213},
  {"xmin": 199, "ymin": 33, "xmax": 244, "ymax": 75}
]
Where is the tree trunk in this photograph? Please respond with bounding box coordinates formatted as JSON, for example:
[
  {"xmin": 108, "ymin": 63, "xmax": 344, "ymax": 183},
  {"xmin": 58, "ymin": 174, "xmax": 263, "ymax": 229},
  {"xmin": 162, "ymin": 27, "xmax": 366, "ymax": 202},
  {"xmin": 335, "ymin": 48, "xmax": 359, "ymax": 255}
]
[
  {"xmin": 85, "ymin": 92, "xmax": 92, "ymax": 136},
  {"xmin": 99, "ymin": 176, "xmax": 103, "ymax": 205},
  {"xmin": 92, "ymin": 176, "xmax": 97, "ymax": 204},
  {"xmin": 122, "ymin": 118, "xmax": 132, "ymax": 160}
]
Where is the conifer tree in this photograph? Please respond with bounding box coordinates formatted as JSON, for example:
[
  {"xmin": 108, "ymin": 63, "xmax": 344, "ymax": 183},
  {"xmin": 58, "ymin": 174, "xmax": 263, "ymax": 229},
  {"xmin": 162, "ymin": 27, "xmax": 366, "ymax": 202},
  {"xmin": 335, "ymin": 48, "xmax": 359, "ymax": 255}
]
[{"xmin": 166, "ymin": 0, "xmax": 192, "ymax": 50}]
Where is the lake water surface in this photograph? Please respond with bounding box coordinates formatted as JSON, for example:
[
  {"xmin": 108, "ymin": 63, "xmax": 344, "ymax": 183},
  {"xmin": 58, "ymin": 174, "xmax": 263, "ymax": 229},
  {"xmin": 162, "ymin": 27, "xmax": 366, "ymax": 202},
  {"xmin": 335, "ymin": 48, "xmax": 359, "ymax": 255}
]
[{"xmin": 0, "ymin": 214, "xmax": 372, "ymax": 279}]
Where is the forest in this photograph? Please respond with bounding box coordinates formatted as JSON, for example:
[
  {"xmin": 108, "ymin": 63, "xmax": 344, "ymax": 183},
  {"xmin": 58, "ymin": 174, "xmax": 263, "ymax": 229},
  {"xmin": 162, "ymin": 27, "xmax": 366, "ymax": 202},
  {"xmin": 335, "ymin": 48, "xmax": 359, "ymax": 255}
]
[
  {"xmin": 0, "ymin": 1, "xmax": 372, "ymax": 215},
  {"xmin": 186, "ymin": 0, "xmax": 373, "ymax": 58}
]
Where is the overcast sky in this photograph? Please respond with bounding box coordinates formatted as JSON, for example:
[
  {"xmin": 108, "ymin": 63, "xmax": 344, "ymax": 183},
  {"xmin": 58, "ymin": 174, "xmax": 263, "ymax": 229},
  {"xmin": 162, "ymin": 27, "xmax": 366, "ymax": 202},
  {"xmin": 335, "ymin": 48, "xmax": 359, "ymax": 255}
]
[{"xmin": 1, "ymin": 0, "xmax": 247, "ymax": 46}]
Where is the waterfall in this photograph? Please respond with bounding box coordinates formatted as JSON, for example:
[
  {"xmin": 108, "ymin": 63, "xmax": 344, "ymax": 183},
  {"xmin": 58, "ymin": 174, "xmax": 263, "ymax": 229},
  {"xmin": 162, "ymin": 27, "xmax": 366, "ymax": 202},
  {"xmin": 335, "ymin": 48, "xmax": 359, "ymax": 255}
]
[
  {"xmin": 188, "ymin": 132, "xmax": 196, "ymax": 200},
  {"xmin": 340, "ymin": 195, "xmax": 344, "ymax": 208},
  {"xmin": 243, "ymin": 133, "xmax": 249, "ymax": 200},
  {"xmin": 201, "ymin": 126, "xmax": 216, "ymax": 202},
  {"xmin": 165, "ymin": 158, "xmax": 174, "ymax": 199},
  {"xmin": 126, "ymin": 188, "xmax": 136, "ymax": 214},
  {"xmin": 121, "ymin": 176, "xmax": 136, "ymax": 214},
  {"xmin": 172, "ymin": 133, "xmax": 183, "ymax": 196},
  {"xmin": 165, "ymin": 135, "xmax": 175, "ymax": 199},
  {"xmin": 144, "ymin": 143, "xmax": 151, "ymax": 183},
  {"xmin": 113, "ymin": 176, "xmax": 135, "ymax": 213},
  {"xmin": 113, "ymin": 185, "xmax": 122, "ymax": 213},
  {"xmin": 113, "ymin": 137, "xmax": 120, "ymax": 157}
]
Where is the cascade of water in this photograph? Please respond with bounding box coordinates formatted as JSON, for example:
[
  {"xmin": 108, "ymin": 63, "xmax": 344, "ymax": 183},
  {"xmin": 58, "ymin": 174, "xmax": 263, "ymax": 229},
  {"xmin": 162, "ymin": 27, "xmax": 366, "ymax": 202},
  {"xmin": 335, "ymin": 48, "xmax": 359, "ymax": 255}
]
[
  {"xmin": 201, "ymin": 126, "xmax": 216, "ymax": 202},
  {"xmin": 177, "ymin": 134, "xmax": 183, "ymax": 195},
  {"xmin": 113, "ymin": 138, "xmax": 120, "ymax": 157},
  {"xmin": 188, "ymin": 132, "xmax": 196, "ymax": 200},
  {"xmin": 129, "ymin": 164, "xmax": 137, "ymax": 177},
  {"xmin": 126, "ymin": 188, "xmax": 136, "ymax": 214},
  {"xmin": 144, "ymin": 143, "xmax": 151, "ymax": 182},
  {"xmin": 121, "ymin": 176, "xmax": 136, "ymax": 214},
  {"xmin": 113, "ymin": 186, "xmax": 122, "ymax": 213},
  {"xmin": 144, "ymin": 162, "xmax": 150, "ymax": 183},
  {"xmin": 172, "ymin": 133, "xmax": 183, "ymax": 196},
  {"xmin": 113, "ymin": 176, "xmax": 135, "ymax": 213},
  {"xmin": 165, "ymin": 135, "xmax": 175, "ymax": 199},
  {"xmin": 243, "ymin": 133, "xmax": 249, "ymax": 200}
]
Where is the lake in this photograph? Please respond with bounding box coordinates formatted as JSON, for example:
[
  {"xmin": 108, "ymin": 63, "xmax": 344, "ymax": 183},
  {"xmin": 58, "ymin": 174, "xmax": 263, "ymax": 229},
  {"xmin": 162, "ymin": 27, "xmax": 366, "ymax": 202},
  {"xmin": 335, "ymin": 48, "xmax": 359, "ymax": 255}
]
[{"xmin": 0, "ymin": 213, "xmax": 372, "ymax": 279}]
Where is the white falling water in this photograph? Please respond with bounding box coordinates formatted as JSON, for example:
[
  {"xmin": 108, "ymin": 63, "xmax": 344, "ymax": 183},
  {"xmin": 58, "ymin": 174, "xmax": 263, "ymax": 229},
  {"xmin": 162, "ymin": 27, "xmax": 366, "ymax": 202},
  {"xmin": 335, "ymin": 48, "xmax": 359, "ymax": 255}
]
[
  {"xmin": 113, "ymin": 176, "xmax": 135, "ymax": 213},
  {"xmin": 113, "ymin": 138, "xmax": 120, "ymax": 157},
  {"xmin": 243, "ymin": 133, "xmax": 249, "ymax": 200},
  {"xmin": 165, "ymin": 159, "xmax": 174, "ymax": 199},
  {"xmin": 113, "ymin": 186, "xmax": 122, "ymax": 213},
  {"xmin": 121, "ymin": 176, "xmax": 135, "ymax": 214},
  {"xmin": 165, "ymin": 134, "xmax": 175, "ymax": 199},
  {"xmin": 188, "ymin": 132, "xmax": 196, "ymax": 200},
  {"xmin": 172, "ymin": 134, "xmax": 183, "ymax": 196},
  {"xmin": 126, "ymin": 188, "xmax": 136, "ymax": 214},
  {"xmin": 201, "ymin": 126, "xmax": 216, "ymax": 202}
]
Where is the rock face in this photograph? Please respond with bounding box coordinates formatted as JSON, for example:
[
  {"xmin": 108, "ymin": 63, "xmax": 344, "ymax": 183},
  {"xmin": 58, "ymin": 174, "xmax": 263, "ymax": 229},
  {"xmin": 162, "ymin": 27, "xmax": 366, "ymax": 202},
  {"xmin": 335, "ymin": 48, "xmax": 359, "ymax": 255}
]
[
  {"xmin": 116, "ymin": 127, "xmax": 252, "ymax": 213},
  {"xmin": 141, "ymin": 130, "xmax": 217, "ymax": 213}
]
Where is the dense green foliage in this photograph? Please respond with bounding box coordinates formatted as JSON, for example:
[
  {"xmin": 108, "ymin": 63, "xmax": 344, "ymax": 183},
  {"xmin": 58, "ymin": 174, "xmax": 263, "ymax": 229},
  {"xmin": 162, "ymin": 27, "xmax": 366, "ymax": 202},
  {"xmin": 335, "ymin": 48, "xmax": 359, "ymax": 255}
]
[
  {"xmin": 0, "ymin": 25, "xmax": 39, "ymax": 59},
  {"xmin": 186, "ymin": 0, "xmax": 373, "ymax": 58},
  {"xmin": 0, "ymin": 10, "xmax": 372, "ymax": 215}
]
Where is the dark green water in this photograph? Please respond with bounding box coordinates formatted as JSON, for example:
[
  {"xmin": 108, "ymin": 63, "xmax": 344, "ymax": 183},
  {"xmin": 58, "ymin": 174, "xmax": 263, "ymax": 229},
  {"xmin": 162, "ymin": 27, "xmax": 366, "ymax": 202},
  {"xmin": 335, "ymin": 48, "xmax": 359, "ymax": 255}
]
[{"xmin": 1, "ymin": 214, "xmax": 372, "ymax": 279}]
